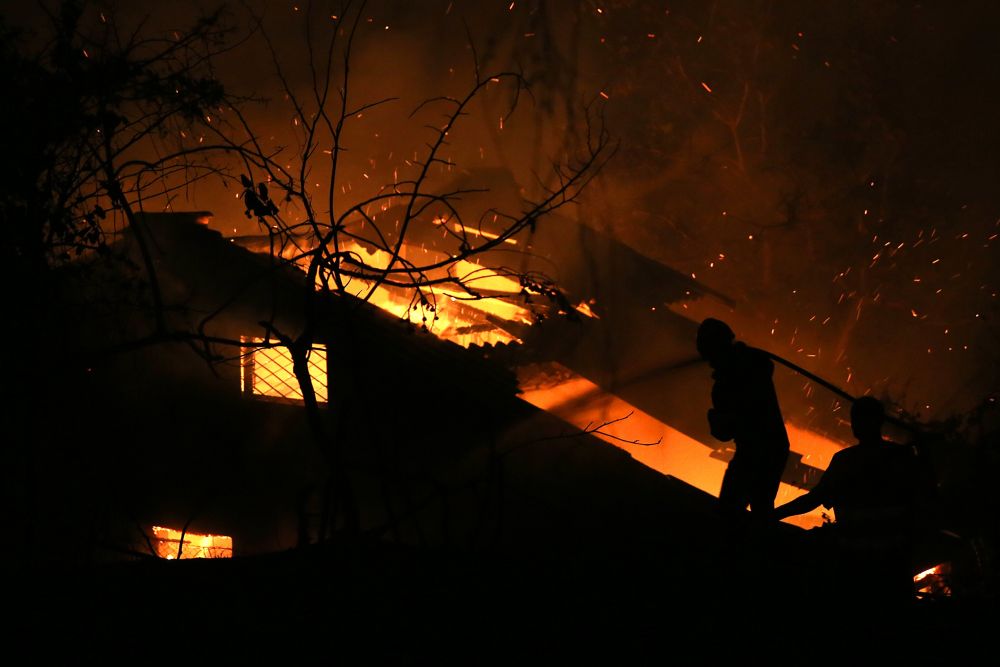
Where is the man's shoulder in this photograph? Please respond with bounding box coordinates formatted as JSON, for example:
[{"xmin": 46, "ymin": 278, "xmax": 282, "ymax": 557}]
[
  {"xmin": 874, "ymin": 440, "xmax": 919, "ymax": 462},
  {"xmin": 732, "ymin": 343, "xmax": 773, "ymax": 370},
  {"xmin": 827, "ymin": 445, "xmax": 853, "ymax": 467},
  {"xmin": 827, "ymin": 443, "xmax": 871, "ymax": 469},
  {"xmin": 733, "ymin": 341, "xmax": 765, "ymax": 357},
  {"xmin": 831, "ymin": 440, "xmax": 918, "ymax": 470}
]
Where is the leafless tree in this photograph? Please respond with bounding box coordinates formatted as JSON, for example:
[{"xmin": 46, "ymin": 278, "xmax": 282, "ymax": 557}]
[
  {"xmin": 2, "ymin": 1, "xmax": 266, "ymax": 339},
  {"xmin": 202, "ymin": 0, "xmax": 615, "ymax": 539},
  {"xmin": 1, "ymin": 0, "xmax": 261, "ymax": 561},
  {"xmin": 4, "ymin": 0, "xmax": 612, "ymax": 555}
]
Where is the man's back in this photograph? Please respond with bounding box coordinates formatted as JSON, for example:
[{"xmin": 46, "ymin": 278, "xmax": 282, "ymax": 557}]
[
  {"xmin": 823, "ymin": 442, "xmax": 916, "ymax": 522},
  {"xmin": 774, "ymin": 397, "xmax": 936, "ymax": 607},
  {"xmin": 709, "ymin": 342, "xmax": 790, "ymax": 455},
  {"xmin": 816, "ymin": 440, "xmax": 927, "ymax": 538}
]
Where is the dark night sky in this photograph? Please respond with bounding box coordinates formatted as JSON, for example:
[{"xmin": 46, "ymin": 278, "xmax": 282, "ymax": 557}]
[{"xmin": 8, "ymin": 0, "xmax": 1000, "ymax": 424}]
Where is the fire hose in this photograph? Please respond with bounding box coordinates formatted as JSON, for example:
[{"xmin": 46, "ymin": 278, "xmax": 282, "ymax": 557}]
[{"xmin": 763, "ymin": 351, "xmax": 923, "ymax": 434}]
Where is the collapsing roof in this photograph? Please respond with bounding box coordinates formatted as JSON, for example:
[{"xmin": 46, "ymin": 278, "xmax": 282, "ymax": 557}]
[
  {"xmin": 46, "ymin": 208, "xmax": 846, "ymax": 563},
  {"xmin": 219, "ymin": 195, "xmax": 846, "ymax": 516}
]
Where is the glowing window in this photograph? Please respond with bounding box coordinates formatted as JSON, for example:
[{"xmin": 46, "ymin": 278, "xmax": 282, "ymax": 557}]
[
  {"xmin": 151, "ymin": 526, "xmax": 233, "ymax": 559},
  {"xmin": 240, "ymin": 337, "xmax": 328, "ymax": 404}
]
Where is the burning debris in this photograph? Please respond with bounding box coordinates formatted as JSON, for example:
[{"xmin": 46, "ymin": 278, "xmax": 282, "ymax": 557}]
[
  {"xmin": 914, "ymin": 563, "xmax": 953, "ymax": 599},
  {"xmin": 151, "ymin": 526, "xmax": 233, "ymax": 560}
]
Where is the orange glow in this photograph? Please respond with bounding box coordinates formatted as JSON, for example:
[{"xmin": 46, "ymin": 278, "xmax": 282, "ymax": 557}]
[
  {"xmin": 519, "ymin": 365, "xmax": 846, "ymax": 530},
  {"xmin": 363, "ymin": 281, "xmax": 524, "ymax": 347},
  {"xmin": 450, "ymin": 258, "xmax": 523, "ymax": 294},
  {"xmin": 237, "ymin": 235, "xmax": 534, "ymax": 347},
  {"xmin": 913, "ymin": 563, "xmax": 952, "ymax": 598},
  {"xmin": 151, "ymin": 526, "xmax": 233, "ymax": 559},
  {"xmin": 241, "ymin": 337, "xmax": 328, "ymax": 403},
  {"xmin": 433, "ymin": 217, "xmax": 518, "ymax": 245},
  {"xmin": 575, "ymin": 301, "xmax": 600, "ymax": 319},
  {"xmin": 337, "ymin": 241, "xmax": 532, "ymax": 347},
  {"xmin": 784, "ymin": 423, "xmax": 844, "ymax": 473}
]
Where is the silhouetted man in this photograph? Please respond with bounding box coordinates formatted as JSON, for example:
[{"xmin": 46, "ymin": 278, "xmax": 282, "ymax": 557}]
[
  {"xmin": 697, "ymin": 318, "xmax": 790, "ymax": 517},
  {"xmin": 774, "ymin": 397, "xmax": 935, "ymax": 606}
]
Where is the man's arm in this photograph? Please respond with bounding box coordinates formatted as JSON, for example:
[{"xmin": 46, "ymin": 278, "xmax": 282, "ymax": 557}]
[
  {"xmin": 775, "ymin": 453, "xmax": 840, "ymax": 521},
  {"xmin": 774, "ymin": 490, "xmax": 824, "ymax": 521},
  {"xmin": 707, "ymin": 408, "xmax": 736, "ymax": 442}
]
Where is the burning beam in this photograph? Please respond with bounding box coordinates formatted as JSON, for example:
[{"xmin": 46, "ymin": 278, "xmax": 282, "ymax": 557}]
[{"xmin": 151, "ymin": 526, "xmax": 233, "ymax": 559}]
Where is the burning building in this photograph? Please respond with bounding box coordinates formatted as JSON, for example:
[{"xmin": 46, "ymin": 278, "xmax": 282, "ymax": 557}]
[
  {"xmin": 232, "ymin": 167, "xmax": 858, "ymax": 528},
  {"xmin": 6, "ymin": 6, "xmax": 997, "ymax": 661},
  {"xmin": 28, "ymin": 210, "xmax": 724, "ymax": 559},
  {"xmin": 33, "ymin": 202, "xmax": 867, "ymax": 564}
]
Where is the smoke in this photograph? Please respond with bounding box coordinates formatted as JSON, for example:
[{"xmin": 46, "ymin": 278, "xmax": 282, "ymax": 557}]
[
  {"xmin": 239, "ymin": 0, "xmax": 1000, "ymax": 424},
  {"xmin": 11, "ymin": 0, "xmax": 996, "ymax": 422}
]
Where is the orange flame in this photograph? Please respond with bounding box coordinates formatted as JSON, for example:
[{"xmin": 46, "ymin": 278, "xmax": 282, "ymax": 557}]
[
  {"xmin": 151, "ymin": 526, "xmax": 233, "ymax": 559},
  {"xmin": 332, "ymin": 241, "xmax": 532, "ymax": 347},
  {"xmin": 913, "ymin": 563, "xmax": 952, "ymax": 598}
]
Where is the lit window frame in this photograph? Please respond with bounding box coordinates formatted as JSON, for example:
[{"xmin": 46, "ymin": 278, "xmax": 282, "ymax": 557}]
[{"xmin": 240, "ymin": 336, "xmax": 329, "ymax": 405}]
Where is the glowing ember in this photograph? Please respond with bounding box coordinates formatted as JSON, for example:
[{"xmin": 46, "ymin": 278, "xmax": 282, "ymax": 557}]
[
  {"xmin": 151, "ymin": 526, "xmax": 233, "ymax": 559},
  {"xmin": 575, "ymin": 301, "xmax": 600, "ymax": 319},
  {"xmin": 913, "ymin": 563, "xmax": 952, "ymax": 598}
]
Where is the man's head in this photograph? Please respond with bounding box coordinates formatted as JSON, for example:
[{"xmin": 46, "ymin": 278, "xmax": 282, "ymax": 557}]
[
  {"xmin": 851, "ymin": 396, "xmax": 885, "ymax": 442},
  {"xmin": 696, "ymin": 318, "xmax": 735, "ymax": 367}
]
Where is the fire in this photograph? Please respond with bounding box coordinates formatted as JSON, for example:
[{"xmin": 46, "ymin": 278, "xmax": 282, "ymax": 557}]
[
  {"xmin": 575, "ymin": 301, "xmax": 600, "ymax": 319},
  {"xmin": 366, "ymin": 289, "xmax": 523, "ymax": 347},
  {"xmin": 333, "ymin": 240, "xmax": 533, "ymax": 347},
  {"xmin": 235, "ymin": 234, "xmax": 536, "ymax": 347},
  {"xmin": 151, "ymin": 526, "xmax": 233, "ymax": 559},
  {"xmin": 432, "ymin": 217, "xmax": 518, "ymax": 245},
  {"xmin": 240, "ymin": 337, "xmax": 328, "ymax": 403},
  {"xmin": 519, "ymin": 364, "xmax": 847, "ymax": 530},
  {"xmin": 913, "ymin": 563, "xmax": 952, "ymax": 598}
]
